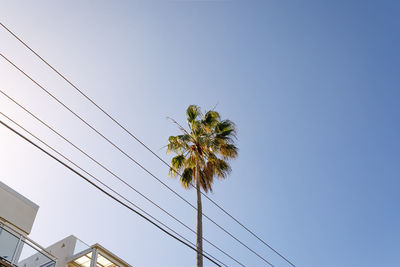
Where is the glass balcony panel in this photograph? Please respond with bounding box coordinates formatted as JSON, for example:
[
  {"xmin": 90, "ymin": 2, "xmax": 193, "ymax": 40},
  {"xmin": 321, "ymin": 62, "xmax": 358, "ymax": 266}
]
[
  {"xmin": 0, "ymin": 226, "xmax": 19, "ymax": 263},
  {"xmin": 73, "ymin": 239, "xmax": 90, "ymax": 256},
  {"xmin": 0, "ymin": 224, "xmax": 55, "ymax": 267},
  {"xmin": 18, "ymin": 240, "xmax": 36, "ymax": 261},
  {"xmin": 17, "ymin": 241, "xmax": 55, "ymax": 267}
]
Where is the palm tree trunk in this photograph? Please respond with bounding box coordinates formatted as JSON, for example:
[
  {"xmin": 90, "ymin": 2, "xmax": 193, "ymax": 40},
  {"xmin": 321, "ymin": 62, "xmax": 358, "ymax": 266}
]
[{"xmin": 196, "ymin": 175, "xmax": 203, "ymax": 267}]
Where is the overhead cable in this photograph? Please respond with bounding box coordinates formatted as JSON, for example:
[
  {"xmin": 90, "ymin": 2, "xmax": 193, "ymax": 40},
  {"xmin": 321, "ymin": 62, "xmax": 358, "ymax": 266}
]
[
  {"xmin": 0, "ymin": 21, "xmax": 295, "ymax": 267},
  {"xmin": 0, "ymin": 52, "xmax": 274, "ymax": 267},
  {"xmin": 0, "ymin": 117, "xmax": 224, "ymax": 267},
  {"xmin": 0, "ymin": 90, "xmax": 246, "ymax": 267}
]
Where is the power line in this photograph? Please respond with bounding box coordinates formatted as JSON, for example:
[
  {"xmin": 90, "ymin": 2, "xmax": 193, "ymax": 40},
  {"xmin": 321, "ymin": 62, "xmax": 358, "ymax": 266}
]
[
  {"xmin": 0, "ymin": 117, "xmax": 224, "ymax": 267},
  {"xmin": 0, "ymin": 21, "xmax": 295, "ymax": 267},
  {"xmin": 0, "ymin": 112, "xmax": 224, "ymax": 267},
  {"xmin": 0, "ymin": 54, "xmax": 274, "ymax": 267},
  {"xmin": 0, "ymin": 90, "xmax": 246, "ymax": 267}
]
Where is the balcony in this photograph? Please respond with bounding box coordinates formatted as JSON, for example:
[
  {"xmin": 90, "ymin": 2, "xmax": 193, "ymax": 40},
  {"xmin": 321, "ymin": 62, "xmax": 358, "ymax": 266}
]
[
  {"xmin": 0, "ymin": 223, "xmax": 56, "ymax": 267},
  {"xmin": 67, "ymin": 242, "xmax": 130, "ymax": 267}
]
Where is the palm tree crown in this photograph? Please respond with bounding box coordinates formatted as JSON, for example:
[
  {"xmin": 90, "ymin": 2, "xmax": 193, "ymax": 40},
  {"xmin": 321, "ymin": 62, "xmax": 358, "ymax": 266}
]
[
  {"xmin": 167, "ymin": 104, "xmax": 238, "ymax": 192},
  {"xmin": 167, "ymin": 105, "xmax": 238, "ymax": 267}
]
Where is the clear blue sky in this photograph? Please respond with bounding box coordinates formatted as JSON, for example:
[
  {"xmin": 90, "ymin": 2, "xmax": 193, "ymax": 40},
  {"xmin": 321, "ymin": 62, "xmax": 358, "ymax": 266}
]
[{"xmin": 1, "ymin": 1, "xmax": 399, "ymax": 266}]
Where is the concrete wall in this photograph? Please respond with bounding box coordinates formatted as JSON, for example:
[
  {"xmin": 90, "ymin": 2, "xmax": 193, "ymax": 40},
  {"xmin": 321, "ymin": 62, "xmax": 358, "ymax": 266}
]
[
  {"xmin": 45, "ymin": 235, "xmax": 77, "ymax": 267},
  {"xmin": 0, "ymin": 182, "xmax": 39, "ymax": 235},
  {"xmin": 18, "ymin": 235, "xmax": 80, "ymax": 267}
]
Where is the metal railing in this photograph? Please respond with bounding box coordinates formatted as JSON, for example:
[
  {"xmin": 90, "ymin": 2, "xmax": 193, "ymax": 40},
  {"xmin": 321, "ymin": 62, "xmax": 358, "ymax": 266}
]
[{"xmin": 0, "ymin": 222, "xmax": 56, "ymax": 267}]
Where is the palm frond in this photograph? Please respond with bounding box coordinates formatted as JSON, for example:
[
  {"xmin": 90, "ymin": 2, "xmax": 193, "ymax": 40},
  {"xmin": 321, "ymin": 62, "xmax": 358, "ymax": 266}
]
[
  {"xmin": 167, "ymin": 116, "xmax": 191, "ymax": 135},
  {"xmin": 213, "ymin": 159, "xmax": 231, "ymax": 179},
  {"xmin": 219, "ymin": 143, "xmax": 239, "ymax": 159},
  {"xmin": 216, "ymin": 120, "xmax": 237, "ymax": 139},
  {"xmin": 186, "ymin": 105, "xmax": 201, "ymax": 124},
  {"xmin": 169, "ymin": 155, "xmax": 185, "ymax": 177},
  {"xmin": 198, "ymin": 169, "xmax": 214, "ymax": 193},
  {"xmin": 177, "ymin": 134, "xmax": 192, "ymax": 143},
  {"xmin": 167, "ymin": 135, "xmax": 191, "ymax": 154},
  {"xmin": 167, "ymin": 136, "xmax": 182, "ymax": 154},
  {"xmin": 180, "ymin": 167, "xmax": 194, "ymax": 189},
  {"xmin": 203, "ymin": 110, "xmax": 220, "ymax": 130},
  {"xmin": 191, "ymin": 120, "xmax": 202, "ymax": 135},
  {"xmin": 214, "ymin": 134, "xmax": 235, "ymax": 145},
  {"xmin": 185, "ymin": 155, "xmax": 195, "ymax": 169}
]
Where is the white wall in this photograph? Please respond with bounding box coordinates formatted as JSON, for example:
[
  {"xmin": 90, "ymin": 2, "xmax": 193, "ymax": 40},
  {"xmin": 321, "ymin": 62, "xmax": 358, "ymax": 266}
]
[
  {"xmin": 18, "ymin": 235, "xmax": 79, "ymax": 267},
  {"xmin": 0, "ymin": 181, "xmax": 39, "ymax": 235}
]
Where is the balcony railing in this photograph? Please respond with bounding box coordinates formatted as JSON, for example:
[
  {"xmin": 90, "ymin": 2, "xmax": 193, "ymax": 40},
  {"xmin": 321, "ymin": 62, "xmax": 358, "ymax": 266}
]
[{"xmin": 0, "ymin": 223, "xmax": 56, "ymax": 267}]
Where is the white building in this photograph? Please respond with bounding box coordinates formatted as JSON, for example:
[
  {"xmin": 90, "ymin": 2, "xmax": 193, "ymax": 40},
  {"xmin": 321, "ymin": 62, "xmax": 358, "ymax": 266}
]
[{"xmin": 0, "ymin": 182, "xmax": 131, "ymax": 267}]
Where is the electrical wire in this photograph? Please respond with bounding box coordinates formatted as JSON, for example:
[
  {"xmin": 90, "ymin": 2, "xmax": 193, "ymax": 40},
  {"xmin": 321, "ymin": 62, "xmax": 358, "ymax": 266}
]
[
  {"xmin": 0, "ymin": 53, "xmax": 275, "ymax": 267},
  {"xmin": 0, "ymin": 21, "xmax": 295, "ymax": 267},
  {"xmin": 0, "ymin": 90, "xmax": 246, "ymax": 267},
  {"xmin": 0, "ymin": 116, "xmax": 224, "ymax": 267}
]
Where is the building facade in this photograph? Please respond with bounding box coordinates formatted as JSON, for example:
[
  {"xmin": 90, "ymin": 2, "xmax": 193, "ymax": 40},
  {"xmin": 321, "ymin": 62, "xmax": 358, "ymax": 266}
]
[{"xmin": 0, "ymin": 182, "xmax": 130, "ymax": 267}]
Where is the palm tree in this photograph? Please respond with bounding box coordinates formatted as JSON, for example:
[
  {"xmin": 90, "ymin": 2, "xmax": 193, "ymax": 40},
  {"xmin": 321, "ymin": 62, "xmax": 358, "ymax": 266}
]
[{"xmin": 167, "ymin": 105, "xmax": 238, "ymax": 267}]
